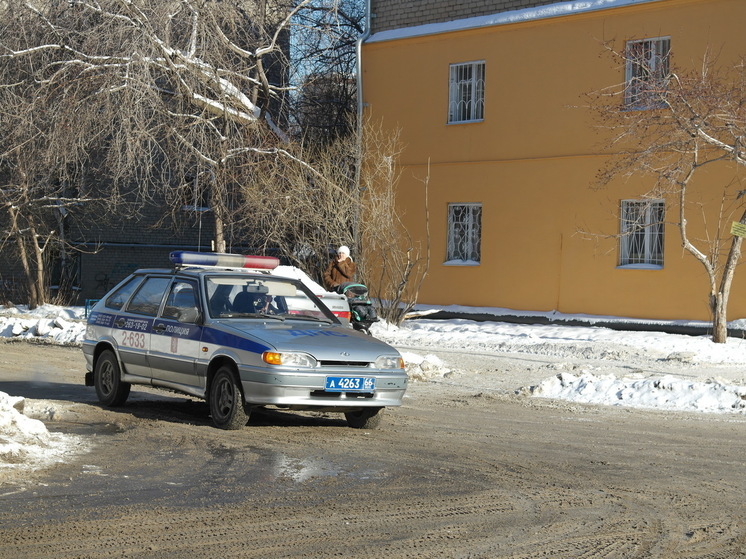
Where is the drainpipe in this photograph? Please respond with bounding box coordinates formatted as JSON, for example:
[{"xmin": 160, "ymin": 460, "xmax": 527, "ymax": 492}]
[
  {"xmin": 356, "ymin": 0, "xmax": 372, "ymax": 124},
  {"xmin": 353, "ymin": 0, "xmax": 372, "ymax": 263}
]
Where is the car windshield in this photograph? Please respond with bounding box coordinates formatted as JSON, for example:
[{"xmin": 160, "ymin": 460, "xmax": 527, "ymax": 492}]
[{"xmin": 204, "ymin": 275, "xmax": 334, "ymax": 322}]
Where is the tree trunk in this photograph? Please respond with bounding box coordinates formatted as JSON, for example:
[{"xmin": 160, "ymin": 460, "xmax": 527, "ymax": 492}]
[
  {"xmin": 711, "ymin": 292, "xmax": 728, "ymax": 343},
  {"xmin": 9, "ymin": 205, "xmax": 41, "ymax": 309},
  {"xmin": 29, "ymin": 223, "xmax": 46, "ymax": 308},
  {"xmin": 711, "ymin": 219, "xmax": 746, "ymax": 343},
  {"xmin": 15, "ymin": 233, "xmax": 37, "ymax": 309},
  {"xmin": 209, "ymin": 184, "xmax": 227, "ymax": 253},
  {"xmin": 214, "ymin": 212, "xmax": 226, "ymax": 253}
]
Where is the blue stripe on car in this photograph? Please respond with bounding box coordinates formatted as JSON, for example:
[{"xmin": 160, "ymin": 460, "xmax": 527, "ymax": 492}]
[{"xmin": 201, "ymin": 328, "xmax": 270, "ymax": 354}]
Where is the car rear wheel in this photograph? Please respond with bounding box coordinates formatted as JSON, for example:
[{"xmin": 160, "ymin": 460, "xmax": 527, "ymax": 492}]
[
  {"xmin": 209, "ymin": 366, "xmax": 250, "ymax": 430},
  {"xmin": 345, "ymin": 407, "xmax": 384, "ymax": 429},
  {"xmin": 94, "ymin": 349, "xmax": 131, "ymax": 407}
]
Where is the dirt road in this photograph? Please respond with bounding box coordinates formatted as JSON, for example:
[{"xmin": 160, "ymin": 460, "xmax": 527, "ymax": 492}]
[{"xmin": 1, "ymin": 342, "xmax": 745, "ymax": 558}]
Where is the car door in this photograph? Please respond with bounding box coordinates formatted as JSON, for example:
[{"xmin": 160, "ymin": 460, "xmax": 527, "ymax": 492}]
[
  {"xmin": 117, "ymin": 275, "xmax": 172, "ymax": 381},
  {"xmin": 149, "ymin": 279, "xmax": 205, "ymax": 391}
]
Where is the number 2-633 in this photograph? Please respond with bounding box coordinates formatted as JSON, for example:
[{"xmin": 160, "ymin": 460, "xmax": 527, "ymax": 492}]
[{"xmin": 120, "ymin": 331, "xmax": 146, "ymax": 349}]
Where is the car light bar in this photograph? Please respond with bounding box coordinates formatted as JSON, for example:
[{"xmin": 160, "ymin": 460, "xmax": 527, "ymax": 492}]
[{"xmin": 170, "ymin": 251, "xmax": 279, "ymax": 270}]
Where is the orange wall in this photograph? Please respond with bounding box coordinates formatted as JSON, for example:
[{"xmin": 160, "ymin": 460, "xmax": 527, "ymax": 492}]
[{"xmin": 362, "ymin": 0, "xmax": 746, "ymax": 321}]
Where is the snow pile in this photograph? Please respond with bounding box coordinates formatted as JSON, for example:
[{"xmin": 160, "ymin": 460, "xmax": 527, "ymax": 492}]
[
  {"xmin": 0, "ymin": 304, "xmax": 87, "ymax": 345},
  {"xmin": 532, "ymin": 372, "xmax": 746, "ymax": 414},
  {"xmin": 0, "ymin": 391, "xmax": 85, "ymax": 477},
  {"xmin": 400, "ymin": 351, "xmax": 451, "ymax": 381}
]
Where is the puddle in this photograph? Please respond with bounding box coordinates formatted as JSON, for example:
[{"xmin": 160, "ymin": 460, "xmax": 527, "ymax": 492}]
[{"xmin": 246, "ymin": 448, "xmax": 388, "ymax": 485}]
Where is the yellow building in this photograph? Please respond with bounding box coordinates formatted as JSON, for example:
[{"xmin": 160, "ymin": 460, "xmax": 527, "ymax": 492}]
[{"xmin": 361, "ymin": 0, "xmax": 746, "ymax": 322}]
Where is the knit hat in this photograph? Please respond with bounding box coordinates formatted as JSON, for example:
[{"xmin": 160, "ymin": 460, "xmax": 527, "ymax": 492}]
[{"xmin": 338, "ymin": 245, "xmax": 350, "ymax": 256}]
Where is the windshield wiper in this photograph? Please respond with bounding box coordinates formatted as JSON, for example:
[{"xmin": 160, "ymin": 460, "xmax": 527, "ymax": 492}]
[
  {"xmin": 258, "ymin": 313, "xmax": 285, "ymax": 321},
  {"xmin": 225, "ymin": 312, "xmax": 284, "ymax": 321},
  {"xmin": 286, "ymin": 314, "xmax": 333, "ymax": 324}
]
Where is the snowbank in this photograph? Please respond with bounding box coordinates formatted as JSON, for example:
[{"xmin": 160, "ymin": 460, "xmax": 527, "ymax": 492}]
[
  {"xmin": 531, "ymin": 372, "xmax": 746, "ymax": 414},
  {"xmin": 0, "ymin": 304, "xmax": 87, "ymax": 345},
  {"xmin": 0, "ymin": 391, "xmax": 86, "ymax": 482}
]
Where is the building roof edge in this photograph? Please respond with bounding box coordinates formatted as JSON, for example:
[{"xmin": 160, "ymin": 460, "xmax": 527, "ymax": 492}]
[{"xmin": 366, "ymin": 0, "xmax": 666, "ymax": 43}]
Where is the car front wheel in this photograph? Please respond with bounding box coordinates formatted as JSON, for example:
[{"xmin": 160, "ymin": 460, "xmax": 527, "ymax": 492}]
[
  {"xmin": 345, "ymin": 407, "xmax": 384, "ymax": 429},
  {"xmin": 94, "ymin": 349, "xmax": 131, "ymax": 407},
  {"xmin": 209, "ymin": 366, "xmax": 250, "ymax": 430}
]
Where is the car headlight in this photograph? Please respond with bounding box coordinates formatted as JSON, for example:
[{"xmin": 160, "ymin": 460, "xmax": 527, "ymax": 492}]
[
  {"xmin": 374, "ymin": 355, "xmax": 405, "ymax": 370},
  {"xmin": 262, "ymin": 351, "xmax": 317, "ymax": 368}
]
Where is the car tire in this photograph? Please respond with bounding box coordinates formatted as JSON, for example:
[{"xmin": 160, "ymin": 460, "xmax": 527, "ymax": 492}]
[
  {"xmin": 345, "ymin": 407, "xmax": 384, "ymax": 429},
  {"xmin": 209, "ymin": 366, "xmax": 250, "ymax": 430},
  {"xmin": 94, "ymin": 349, "xmax": 131, "ymax": 407}
]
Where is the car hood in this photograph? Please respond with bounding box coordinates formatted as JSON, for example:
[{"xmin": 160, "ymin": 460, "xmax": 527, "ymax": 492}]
[{"xmin": 215, "ymin": 320, "xmax": 399, "ymax": 360}]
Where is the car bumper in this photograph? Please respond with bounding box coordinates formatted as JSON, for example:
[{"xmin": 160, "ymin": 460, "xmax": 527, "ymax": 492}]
[{"xmin": 238, "ymin": 366, "xmax": 408, "ymax": 410}]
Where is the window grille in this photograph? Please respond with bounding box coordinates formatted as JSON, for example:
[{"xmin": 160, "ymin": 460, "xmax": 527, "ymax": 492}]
[
  {"xmin": 447, "ymin": 204, "xmax": 482, "ymax": 263},
  {"xmin": 448, "ymin": 62, "xmax": 485, "ymax": 123},
  {"xmin": 625, "ymin": 37, "xmax": 670, "ymax": 109},
  {"xmin": 620, "ymin": 200, "xmax": 664, "ymax": 267}
]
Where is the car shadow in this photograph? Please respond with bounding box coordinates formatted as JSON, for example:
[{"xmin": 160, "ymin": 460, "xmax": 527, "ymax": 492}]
[
  {"xmin": 0, "ymin": 379, "xmax": 349, "ymax": 429},
  {"xmin": 0, "ymin": 379, "xmax": 98, "ymax": 405}
]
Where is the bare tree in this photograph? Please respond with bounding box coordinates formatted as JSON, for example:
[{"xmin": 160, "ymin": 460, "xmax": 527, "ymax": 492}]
[
  {"xmin": 356, "ymin": 122, "xmax": 430, "ymax": 325},
  {"xmin": 593, "ymin": 45, "xmax": 746, "ymax": 342},
  {"xmin": 0, "ymin": 13, "xmax": 117, "ymax": 307},
  {"xmin": 0, "ymin": 0, "xmax": 355, "ymax": 305},
  {"xmin": 291, "ymin": 0, "xmax": 363, "ymax": 144},
  {"xmin": 233, "ymin": 117, "xmax": 429, "ymax": 326},
  {"xmin": 0, "ymin": 0, "xmax": 315, "ymax": 256},
  {"xmin": 0, "ymin": 0, "xmax": 427, "ymax": 317}
]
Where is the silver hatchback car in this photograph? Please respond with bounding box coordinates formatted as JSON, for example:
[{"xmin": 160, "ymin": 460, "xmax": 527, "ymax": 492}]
[{"xmin": 82, "ymin": 251, "xmax": 408, "ymax": 429}]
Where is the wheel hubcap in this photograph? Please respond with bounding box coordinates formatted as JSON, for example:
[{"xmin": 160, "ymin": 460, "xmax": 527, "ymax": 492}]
[
  {"xmin": 101, "ymin": 361, "xmax": 114, "ymax": 394},
  {"xmin": 216, "ymin": 378, "xmax": 234, "ymax": 417}
]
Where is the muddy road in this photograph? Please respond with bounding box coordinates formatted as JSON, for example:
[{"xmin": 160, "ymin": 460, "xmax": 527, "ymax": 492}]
[{"xmin": 0, "ymin": 343, "xmax": 745, "ymax": 558}]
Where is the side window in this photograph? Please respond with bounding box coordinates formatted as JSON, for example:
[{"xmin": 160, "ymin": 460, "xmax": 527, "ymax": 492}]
[
  {"xmin": 619, "ymin": 200, "xmax": 665, "ymax": 268},
  {"xmin": 161, "ymin": 281, "xmax": 199, "ymax": 322},
  {"xmin": 446, "ymin": 203, "xmax": 482, "ymax": 264},
  {"xmin": 104, "ymin": 277, "xmax": 142, "ymax": 310},
  {"xmin": 625, "ymin": 37, "xmax": 670, "ymax": 109},
  {"xmin": 448, "ymin": 61, "xmax": 485, "ymax": 123},
  {"xmin": 126, "ymin": 277, "xmax": 171, "ymax": 317}
]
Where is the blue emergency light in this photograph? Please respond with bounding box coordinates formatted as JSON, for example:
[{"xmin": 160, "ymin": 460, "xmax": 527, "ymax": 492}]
[{"xmin": 170, "ymin": 251, "xmax": 279, "ymax": 270}]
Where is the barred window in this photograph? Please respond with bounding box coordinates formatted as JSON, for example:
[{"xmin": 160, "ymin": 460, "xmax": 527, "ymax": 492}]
[
  {"xmin": 447, "ymin": 204, "xmax": 482, "ymax": 264},
  {"xmin": 448, "ymin": 61, "xmax": 485, "ymax": 123},
  {"xmin": 625, "ymin": 37, "xmax": 670, "ymax": 109},
  {"xmin": 620, "ymin": 200, "xmax": 664, "ymax": 268}
]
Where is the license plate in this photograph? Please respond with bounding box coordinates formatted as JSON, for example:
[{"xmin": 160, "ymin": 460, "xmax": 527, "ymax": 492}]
[{"xmin": 325, "ymin": 376, "xmax": 376, "ymax": 392}]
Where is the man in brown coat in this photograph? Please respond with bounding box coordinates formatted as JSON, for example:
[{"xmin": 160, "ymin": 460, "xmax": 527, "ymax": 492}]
[{"xmin": 323, "ymin": 245, "xmax": 356, "ymax": 292}]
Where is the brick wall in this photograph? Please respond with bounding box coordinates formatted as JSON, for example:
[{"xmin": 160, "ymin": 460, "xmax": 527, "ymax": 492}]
[{"xmin": 370, "ymin": 0, "xmax": 561, "ymax": 34}]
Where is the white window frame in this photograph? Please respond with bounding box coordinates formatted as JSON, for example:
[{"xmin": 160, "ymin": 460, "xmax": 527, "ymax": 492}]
[
  {"xmin": 446, "ymin": 203, "xmax": 482, "ymax": 265},
  {"xmin": 624, "ymin": 37, "xmax": 670, "ymax": 109},
  {"xmin": 448, "ymin": 61, "xmax": 485, "ymax": 124},
  {"xmin": 619, "ymin": 199, "xmax": 665, "ymax": 268}
]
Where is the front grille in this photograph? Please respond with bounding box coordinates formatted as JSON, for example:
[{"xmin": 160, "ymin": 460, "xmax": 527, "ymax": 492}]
[{"xmin": 317, "ymin": 360, "xmax": 370, "ymax": 367}]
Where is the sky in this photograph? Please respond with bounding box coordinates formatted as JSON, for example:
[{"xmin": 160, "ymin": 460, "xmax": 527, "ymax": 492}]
[{"xmin": 1, "ymin": 298, "xmax": 745, "ymax": 480}]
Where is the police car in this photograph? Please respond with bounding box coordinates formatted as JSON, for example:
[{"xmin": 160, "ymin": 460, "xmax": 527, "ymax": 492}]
[{"xmin": 82, "ymin": 251, "xmax": 408, "ymax": 429}]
